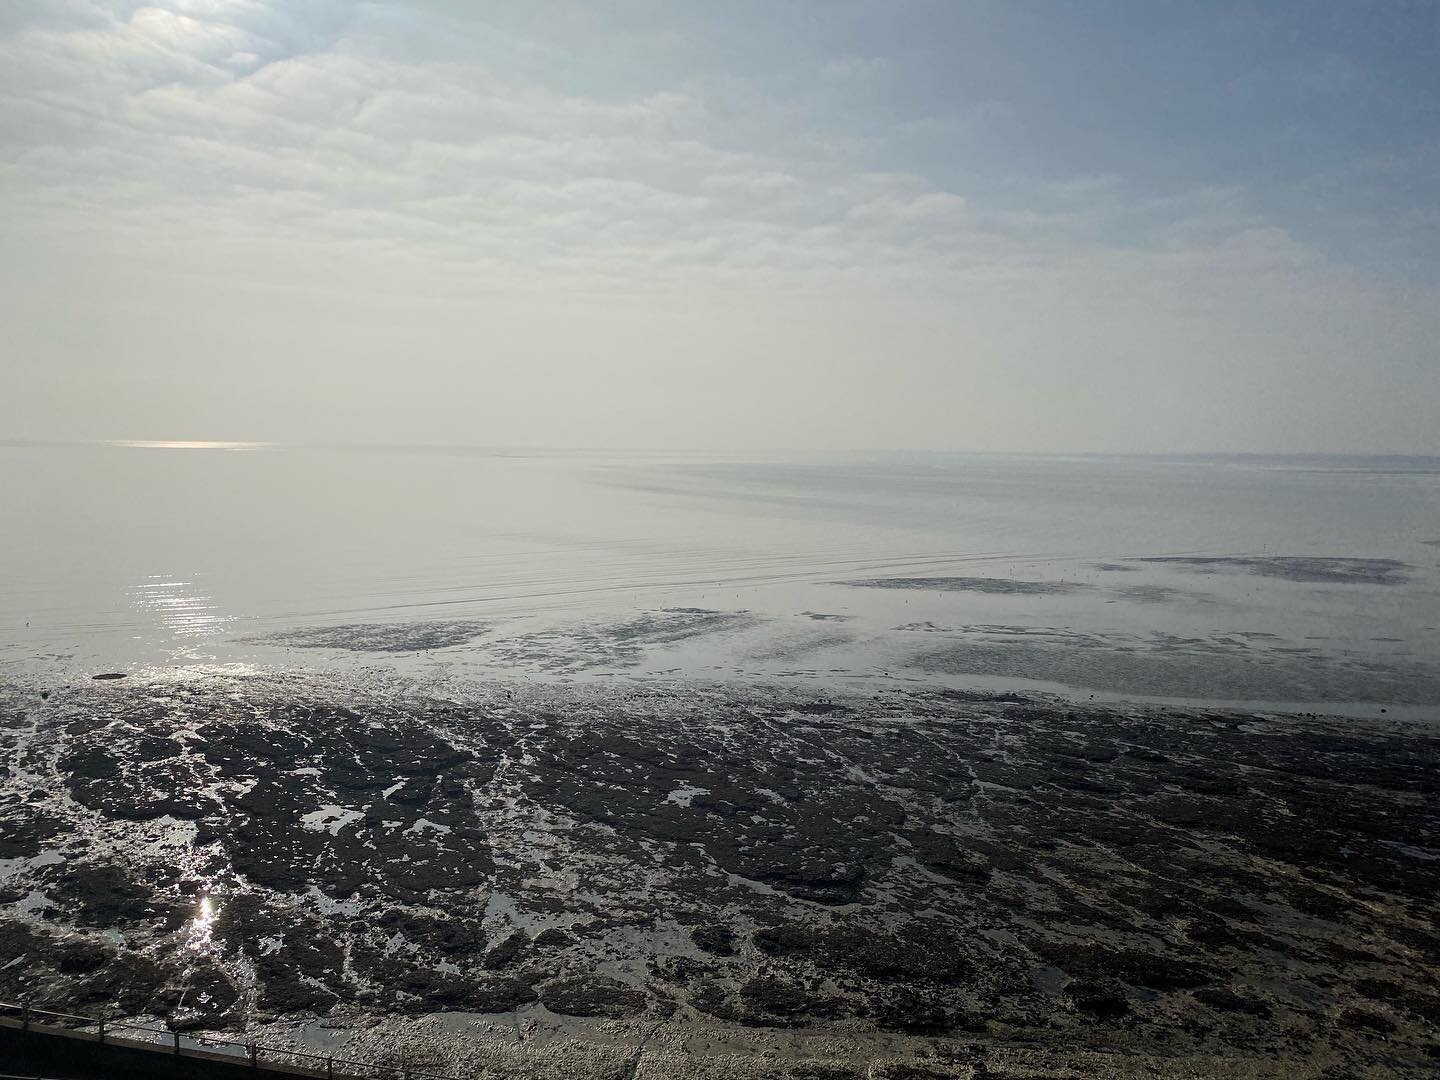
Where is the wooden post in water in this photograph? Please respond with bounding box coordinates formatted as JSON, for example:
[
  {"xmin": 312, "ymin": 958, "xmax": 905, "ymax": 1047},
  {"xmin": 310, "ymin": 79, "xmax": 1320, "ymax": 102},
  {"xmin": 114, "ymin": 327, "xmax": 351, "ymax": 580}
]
[
  {"xmin": 20, "ymin": 1000, "xmax": 28, "ymax": 1030},
  {"xmin": 327, "ymin": 1056, "xmax": 334, "ymax": 1079},
  {"xmin": 250, "ymin": 1042, "xmax": 259, "ymax": 1068},
  {"xmin": 98, "ymin": 1010, "xmax": 106, "ymax": 1043},
  {"xmin": 173, "ymin": 1029, "xmax": 181, "ymax": 1055}
]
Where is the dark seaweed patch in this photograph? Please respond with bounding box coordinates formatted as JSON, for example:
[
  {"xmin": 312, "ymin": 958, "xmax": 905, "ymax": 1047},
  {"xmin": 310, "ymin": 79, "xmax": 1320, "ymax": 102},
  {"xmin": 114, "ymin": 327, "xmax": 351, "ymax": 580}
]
[
  {"xmin": 484, "ymin": 608, "xmax": 760, "ymax": 672},
  {"xmin": 843, "ymin": 577, "xmax": 1085, "ymax": 595},
  {"xmin": 1114, "ymin": 584, "xmax": 1213, "ymax": 604},
  {"xmin": 255, "ymin": 620, "xmax": 492, "ymax": 652},
  {"xmin": 1130, "ymin": 555, "xmax": 1409, "ymax": 585}
]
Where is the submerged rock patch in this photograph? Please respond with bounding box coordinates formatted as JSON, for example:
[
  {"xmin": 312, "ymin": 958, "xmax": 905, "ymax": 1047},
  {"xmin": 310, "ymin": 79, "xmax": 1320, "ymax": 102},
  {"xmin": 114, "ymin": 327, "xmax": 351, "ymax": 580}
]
[
  {"xmin": 1129, "ymin": 555, "xmax": 1409, "ymax": 585},
  {"xmin": 842, "ymin": 577, "xmax": 1086, "ymax": 595},
  {"xmin": 253, "ymin": 620, "xmax": 493, "ymax": 652}
]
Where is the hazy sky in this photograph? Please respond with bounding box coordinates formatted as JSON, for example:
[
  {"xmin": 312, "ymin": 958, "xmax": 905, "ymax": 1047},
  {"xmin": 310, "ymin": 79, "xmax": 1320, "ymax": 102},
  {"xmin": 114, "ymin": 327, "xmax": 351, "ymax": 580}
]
[{"xmin": 2, "ymin": 1, "xmax": 1438, "ymax": 453}]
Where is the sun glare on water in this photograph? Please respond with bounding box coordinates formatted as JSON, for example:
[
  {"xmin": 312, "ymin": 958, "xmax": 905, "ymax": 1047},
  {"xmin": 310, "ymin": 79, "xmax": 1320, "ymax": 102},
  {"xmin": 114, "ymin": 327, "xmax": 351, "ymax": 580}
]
[
  {"xmin": 108, "ymin": 440, "xmax": 272, "ymax": 450},
  {"xmin": 129, "ymin": 575, "xmax": 231, "ymax": 637},
  {"xmin": 185, "ymin": 895, "xmax": 217, "ymax": 954}
]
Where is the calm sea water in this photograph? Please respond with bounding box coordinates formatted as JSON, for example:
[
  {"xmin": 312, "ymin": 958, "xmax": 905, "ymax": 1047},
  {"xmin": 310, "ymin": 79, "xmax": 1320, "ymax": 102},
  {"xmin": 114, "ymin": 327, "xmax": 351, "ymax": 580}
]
[{"xmin": 2, "ymin": 443, "xmax": 1438, "ymax": 713}]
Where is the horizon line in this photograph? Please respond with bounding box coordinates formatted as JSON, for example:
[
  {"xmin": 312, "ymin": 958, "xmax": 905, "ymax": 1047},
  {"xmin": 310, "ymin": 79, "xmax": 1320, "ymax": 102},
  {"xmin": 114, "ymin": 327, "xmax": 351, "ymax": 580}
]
[{"xmin": 2, "ymin": 438, "xmax": 1440, "ymax": 461}]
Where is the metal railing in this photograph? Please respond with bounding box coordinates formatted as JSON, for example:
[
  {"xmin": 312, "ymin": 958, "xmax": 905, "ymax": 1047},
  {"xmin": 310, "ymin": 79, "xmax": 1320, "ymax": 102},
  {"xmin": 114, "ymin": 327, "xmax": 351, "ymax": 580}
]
[{"xmin": 0, "ymin": 999, "xmax": 468, "ymax": 1080}]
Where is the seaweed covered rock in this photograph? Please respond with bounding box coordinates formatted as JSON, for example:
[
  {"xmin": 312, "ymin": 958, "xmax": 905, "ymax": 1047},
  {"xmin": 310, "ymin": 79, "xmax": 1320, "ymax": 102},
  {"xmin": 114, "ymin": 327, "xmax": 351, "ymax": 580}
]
[{"xmin": 539, "ymin": 975, "xmax": 646, "ymax": 1018}]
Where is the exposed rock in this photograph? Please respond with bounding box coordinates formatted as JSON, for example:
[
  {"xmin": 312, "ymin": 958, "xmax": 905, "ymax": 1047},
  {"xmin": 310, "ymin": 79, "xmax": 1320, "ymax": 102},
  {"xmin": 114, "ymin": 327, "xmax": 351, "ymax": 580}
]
[
  {"xmin": 1065, "ymin": 977, "xmax": 1130, "ymax": 1019},
  {"xmin": 692, "ymin": 922, "xmax": 738, "ymax": 956},
  {"xmin": 539, "ymin": 975, "xmax": 646, "ymax": 1018},
  {"xmin": 3, "ymin": 673, "xmax": 1437, "ymax": 1076},
  {"xmin": 482, "ymin": 930, "xmax": 529, "ymax": 969}
]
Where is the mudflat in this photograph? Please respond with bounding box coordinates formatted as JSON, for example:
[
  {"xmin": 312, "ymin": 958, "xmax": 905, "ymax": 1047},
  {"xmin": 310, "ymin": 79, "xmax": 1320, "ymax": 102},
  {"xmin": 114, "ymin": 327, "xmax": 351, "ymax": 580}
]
[{"xmin": 1, "ymin": 671, "xmax": 1436, "ymax": 1078}]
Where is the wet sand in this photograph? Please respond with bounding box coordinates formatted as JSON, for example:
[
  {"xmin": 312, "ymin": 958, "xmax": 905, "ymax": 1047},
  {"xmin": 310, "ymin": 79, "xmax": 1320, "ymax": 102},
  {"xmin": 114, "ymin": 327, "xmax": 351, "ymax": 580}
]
[{"xmin": 2, "ymin": 670, "xmax": 1437, "ymax": 1077}]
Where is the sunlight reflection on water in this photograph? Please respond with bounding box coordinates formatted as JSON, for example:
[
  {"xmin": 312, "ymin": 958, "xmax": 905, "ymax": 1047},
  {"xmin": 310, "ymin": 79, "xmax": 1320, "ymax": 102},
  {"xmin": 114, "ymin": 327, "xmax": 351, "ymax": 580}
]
[
  {"xmin": 185, "ymin": 895, "xmax": 217, "ymax": 953},
  {"xmin": 107, "ymin": 441, "xmax": 274, "ymax": 451},
  {"xmin": 128, "ymin": 575, "xmax": 231, "ymax": 637}
]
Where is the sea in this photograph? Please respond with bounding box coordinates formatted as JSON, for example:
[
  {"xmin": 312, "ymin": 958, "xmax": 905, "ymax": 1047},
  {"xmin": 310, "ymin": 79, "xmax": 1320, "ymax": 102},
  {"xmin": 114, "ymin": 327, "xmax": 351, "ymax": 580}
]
[{"xmin": 2, "ymin": 442, "xmax": 1438, "ymax": 717}]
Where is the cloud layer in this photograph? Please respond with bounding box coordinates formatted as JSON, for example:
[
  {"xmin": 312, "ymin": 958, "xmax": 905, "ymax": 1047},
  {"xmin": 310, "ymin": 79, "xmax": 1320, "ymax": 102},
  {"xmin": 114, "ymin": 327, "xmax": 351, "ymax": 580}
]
[{"xmin": 2, "ymin": 1, "xmax": 1436, "ymax": 452}]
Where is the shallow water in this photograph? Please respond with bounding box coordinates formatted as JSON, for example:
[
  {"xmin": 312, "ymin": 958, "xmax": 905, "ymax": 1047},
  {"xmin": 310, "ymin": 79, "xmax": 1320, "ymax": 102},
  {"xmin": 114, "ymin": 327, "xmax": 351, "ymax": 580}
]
[{"xmin": 2, "ymin": 442, "xmax": 1438, "ymax": 710}]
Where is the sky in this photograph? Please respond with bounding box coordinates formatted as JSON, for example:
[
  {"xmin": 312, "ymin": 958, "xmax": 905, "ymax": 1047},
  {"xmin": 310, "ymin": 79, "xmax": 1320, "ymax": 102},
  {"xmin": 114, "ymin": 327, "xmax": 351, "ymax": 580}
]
[{"xmin": 1, "ymin": 0, "xmax": 1437, "ymax": 453}]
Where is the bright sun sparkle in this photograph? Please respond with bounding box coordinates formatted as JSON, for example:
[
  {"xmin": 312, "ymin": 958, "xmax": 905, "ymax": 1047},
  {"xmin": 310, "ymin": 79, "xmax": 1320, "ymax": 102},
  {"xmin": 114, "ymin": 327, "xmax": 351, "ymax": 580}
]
[
  {"xmin": 108, "ymin": 441, "xmax": 272, "ymax": 450},
  {"xmin": 184, "ymin": 894, "xmax": 218, "ymax": 953}
]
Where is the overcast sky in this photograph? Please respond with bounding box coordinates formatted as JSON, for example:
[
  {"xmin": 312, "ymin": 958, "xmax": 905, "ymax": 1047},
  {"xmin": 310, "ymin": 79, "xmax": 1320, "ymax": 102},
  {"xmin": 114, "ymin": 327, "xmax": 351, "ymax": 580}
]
[{"xmin": 2, "ymin": 1, "xmax": 1437, "ymax": 453}]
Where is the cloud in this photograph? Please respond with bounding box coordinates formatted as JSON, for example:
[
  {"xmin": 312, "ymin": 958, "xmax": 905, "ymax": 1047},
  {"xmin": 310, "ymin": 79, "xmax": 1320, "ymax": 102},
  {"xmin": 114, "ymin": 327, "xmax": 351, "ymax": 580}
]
[
  {"xmin": 0, "ymin": 1, "xmax": 1436, "ymax": 452},
  {"xmin": 0, "ymin": 0, "xmax": 1281, "ymax": 290}
]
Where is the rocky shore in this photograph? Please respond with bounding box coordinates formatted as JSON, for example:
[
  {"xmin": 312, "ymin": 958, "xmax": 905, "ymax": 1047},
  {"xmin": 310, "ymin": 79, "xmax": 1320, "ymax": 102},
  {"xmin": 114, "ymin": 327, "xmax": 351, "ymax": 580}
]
[{"xmin": 1, "ymin": 670, "xmax": 1436, "ymax": 1077}]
